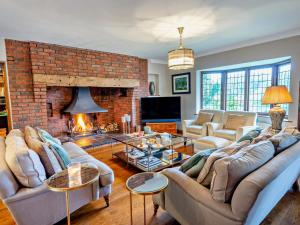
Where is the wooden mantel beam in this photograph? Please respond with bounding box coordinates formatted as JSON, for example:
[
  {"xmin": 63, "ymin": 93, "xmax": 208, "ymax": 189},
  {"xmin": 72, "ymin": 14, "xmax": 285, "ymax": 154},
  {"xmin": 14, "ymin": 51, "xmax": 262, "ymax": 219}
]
[{"xmin": 33, "ymin": 74, "xmax": 140, "ymax": 88}]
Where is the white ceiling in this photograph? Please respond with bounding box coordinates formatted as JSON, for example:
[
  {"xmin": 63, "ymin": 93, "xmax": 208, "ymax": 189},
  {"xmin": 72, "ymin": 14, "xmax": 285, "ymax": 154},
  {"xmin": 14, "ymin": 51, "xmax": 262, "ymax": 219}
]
[{"xmin": 1, "ymin": 0, "xmax": 300, "ymax": 61}]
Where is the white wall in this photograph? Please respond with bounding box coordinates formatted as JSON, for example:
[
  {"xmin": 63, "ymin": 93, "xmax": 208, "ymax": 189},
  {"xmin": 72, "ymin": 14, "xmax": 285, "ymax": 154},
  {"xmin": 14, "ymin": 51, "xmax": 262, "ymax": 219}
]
[
  {"xmin": 166, "ymin": 35, "xmax": 300, "ymax": 126},
  {"xmin": 0, "ymin": 38, "xmax": 6, "ymax": 61},
  {"xmin": 147, "ymin": 60, "xmax": 168, "ymax": 96}
]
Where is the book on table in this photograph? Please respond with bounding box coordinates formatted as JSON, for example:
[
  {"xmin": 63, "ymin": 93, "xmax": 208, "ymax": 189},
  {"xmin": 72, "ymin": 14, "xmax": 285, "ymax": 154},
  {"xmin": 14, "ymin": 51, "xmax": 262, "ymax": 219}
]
[{"xmin": 137, "ymin": 156, "xmax": 162, "ymax": 169}]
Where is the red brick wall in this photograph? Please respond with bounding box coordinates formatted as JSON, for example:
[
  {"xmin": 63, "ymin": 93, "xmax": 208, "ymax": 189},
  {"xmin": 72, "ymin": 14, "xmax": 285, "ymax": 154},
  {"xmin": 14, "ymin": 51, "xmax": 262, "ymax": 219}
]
[{"xmin": 5, "ymin": 39, "xmax": 148, "ymax": 136}]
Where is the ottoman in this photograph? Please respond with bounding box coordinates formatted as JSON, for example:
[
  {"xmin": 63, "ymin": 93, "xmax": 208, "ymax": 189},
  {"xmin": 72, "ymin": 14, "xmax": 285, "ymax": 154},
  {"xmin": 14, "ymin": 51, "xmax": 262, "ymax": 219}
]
[{"xmin": 193, "ymin": 136, "xmax": 232, "ymax": 153}]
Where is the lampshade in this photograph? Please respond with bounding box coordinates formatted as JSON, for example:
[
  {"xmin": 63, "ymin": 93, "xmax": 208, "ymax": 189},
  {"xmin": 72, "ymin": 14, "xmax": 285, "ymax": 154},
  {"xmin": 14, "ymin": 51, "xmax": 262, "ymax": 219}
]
[
  {"xmin": 168, "ymin": 48, "xmax": 194, "ymax": 70},
  {"xmin": 168, "ymin": 27, "xmax": 195, "ymax": 70},
  {"xmin": 262, "ymin": 85, "xmax": 293, "ymax": 105}
]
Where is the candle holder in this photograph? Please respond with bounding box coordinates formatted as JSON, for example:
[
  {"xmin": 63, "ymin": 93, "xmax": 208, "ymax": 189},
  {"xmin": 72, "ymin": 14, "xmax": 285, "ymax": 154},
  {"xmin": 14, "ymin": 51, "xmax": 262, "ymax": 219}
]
[
  {"xmin": 121, "ymin": 116, "xmax": 126, "ymax": 134},
  {"xmin": 125, "ymin": 114, "xmax": 131, "ymax": 134}
]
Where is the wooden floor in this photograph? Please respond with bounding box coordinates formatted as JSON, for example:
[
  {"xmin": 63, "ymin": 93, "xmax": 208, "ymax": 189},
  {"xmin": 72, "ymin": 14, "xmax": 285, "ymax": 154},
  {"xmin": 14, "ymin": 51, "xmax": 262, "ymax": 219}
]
[{"xmin": 1, "ymin": 143, "xmax": 300, "ymax": 225}]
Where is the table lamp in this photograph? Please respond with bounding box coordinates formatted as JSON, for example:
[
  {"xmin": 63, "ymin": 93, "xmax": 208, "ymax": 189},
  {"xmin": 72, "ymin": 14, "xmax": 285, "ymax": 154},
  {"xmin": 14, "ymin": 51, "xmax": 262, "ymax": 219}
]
[{"xmin": 262, "ymin": 85, "xmax": 293, "ymax": 131}]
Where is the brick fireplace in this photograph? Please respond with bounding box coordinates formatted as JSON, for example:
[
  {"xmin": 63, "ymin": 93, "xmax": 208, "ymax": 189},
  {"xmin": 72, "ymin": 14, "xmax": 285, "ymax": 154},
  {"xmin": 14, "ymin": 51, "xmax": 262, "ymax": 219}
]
[{"xmin": 5, "ymin": 39, "xmax": 148, "ymax": 136}]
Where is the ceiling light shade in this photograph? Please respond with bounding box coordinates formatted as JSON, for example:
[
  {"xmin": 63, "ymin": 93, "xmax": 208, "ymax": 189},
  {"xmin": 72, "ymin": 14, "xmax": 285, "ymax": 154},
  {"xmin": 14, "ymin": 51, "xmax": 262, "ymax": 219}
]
[{"xmin": 168, "ymin": 27, "xmax": 195, "ymax": 70}]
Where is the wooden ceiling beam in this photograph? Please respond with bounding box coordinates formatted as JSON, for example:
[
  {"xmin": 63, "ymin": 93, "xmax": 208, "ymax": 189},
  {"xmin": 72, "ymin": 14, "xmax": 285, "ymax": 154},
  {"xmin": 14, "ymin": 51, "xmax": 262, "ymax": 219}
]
[{"xmin": 33, "ymin": 74, "xmax": 140, "ymax": 88}]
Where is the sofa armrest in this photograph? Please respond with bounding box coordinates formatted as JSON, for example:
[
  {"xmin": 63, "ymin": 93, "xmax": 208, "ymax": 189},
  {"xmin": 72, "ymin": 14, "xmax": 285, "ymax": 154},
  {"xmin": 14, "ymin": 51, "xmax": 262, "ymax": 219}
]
[
  {"xmin": 182, "ymin": 119, "xmax": 195, "ymax": 136},
  {"xmin": 207, "ymin": 122, "xmax": 224, "ymax": 136},
  {"xmin": 160, "ymin": 168, "xmax": 236, "ymax": 220},
  {"xmin": 236, "ymin": 126, "xmax": 257, "ymax": 141},
  {"xmin": 4, "ymin": 183, "xmax": 49, "ymax": 204}
]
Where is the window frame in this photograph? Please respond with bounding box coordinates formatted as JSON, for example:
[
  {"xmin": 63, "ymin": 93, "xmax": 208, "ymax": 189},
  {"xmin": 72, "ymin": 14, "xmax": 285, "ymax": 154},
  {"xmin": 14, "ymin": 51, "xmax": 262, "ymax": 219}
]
[{"xmin": 200, "ymin": 60, "xmax": 291, "ymax": 115}]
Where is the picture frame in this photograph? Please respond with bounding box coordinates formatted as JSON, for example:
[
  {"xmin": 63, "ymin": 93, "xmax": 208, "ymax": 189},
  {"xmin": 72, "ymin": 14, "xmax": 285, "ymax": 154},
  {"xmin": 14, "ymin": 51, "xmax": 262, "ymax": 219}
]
[{"xmin": 172, "ymin": 72, "xmax": 191, "ymax": 94}]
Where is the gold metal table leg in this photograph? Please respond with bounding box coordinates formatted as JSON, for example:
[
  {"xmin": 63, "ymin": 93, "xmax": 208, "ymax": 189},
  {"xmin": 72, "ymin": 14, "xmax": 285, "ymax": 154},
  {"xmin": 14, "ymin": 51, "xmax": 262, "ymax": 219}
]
[
  {"xmin": 65, "ymin": 191, "xmax": 71, "ymax": 225},
  {"xmin": 130, "ymin": 192, "xmax": 133, "ymax": 225},
  {"xmin": 144, "ymin": 195, "xmax": 146, "ymax": 225}
]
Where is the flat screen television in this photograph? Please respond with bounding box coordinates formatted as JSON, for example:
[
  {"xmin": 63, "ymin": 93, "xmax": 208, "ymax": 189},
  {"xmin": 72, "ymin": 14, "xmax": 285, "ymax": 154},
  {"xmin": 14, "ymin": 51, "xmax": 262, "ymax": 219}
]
[{"xmin": 141, "ymin": 96, "xmax": 181, "ymax": 122}]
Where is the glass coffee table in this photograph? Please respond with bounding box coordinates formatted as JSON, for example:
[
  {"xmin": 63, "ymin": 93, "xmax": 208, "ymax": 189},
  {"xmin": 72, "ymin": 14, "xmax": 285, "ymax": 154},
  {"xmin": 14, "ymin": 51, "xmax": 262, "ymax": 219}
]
[
  {"xmin": 126, "ymin": 172, "xmax": 168, "ymax": 225},
  {"xmin": 111, "ymin": 133, "xmax": 193, "ymax": 172}
]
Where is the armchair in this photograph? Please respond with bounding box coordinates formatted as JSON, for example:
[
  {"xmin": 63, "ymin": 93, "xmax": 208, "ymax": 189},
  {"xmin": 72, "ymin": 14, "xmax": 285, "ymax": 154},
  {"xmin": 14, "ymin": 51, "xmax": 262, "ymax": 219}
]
[
  {"xmin": 207, "ymin": 111, "xmax": 257, "ymax": 141},
  {"xmin": 182, "ymin": 110, "xmax": 224, "ymax": 139}
]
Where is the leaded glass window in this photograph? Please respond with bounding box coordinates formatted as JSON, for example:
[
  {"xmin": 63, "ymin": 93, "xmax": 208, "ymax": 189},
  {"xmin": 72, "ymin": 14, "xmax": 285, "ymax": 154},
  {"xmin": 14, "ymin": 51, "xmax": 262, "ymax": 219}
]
[
  {"xmin": 202, "ymin": 73, "xmax": 222, "ymax": 109},
  {"xmin": 248, "ymin": 68, "xmax": 272, "ymax": 113},
  {"xmin": 226, "ymin": 71, "xmax": 245, "ymax": 111},
  {"xmin": 278, "ymin": 63, "xmax": 291, "ymax": 113}
]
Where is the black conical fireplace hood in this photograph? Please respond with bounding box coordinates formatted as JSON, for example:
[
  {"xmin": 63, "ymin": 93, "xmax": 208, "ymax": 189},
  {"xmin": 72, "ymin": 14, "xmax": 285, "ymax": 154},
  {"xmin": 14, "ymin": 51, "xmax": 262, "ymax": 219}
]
[{"xmin": 64, "ymin": 87, "xmax": 108, "ymax": 114}]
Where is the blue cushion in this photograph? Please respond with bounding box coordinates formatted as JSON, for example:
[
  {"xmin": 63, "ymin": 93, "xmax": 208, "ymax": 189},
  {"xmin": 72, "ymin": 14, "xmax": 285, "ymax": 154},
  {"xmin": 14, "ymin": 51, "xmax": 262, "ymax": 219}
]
[
  {"xmin": 237, "ymin": 127, "xmax": 263, "ymax": 143},
  {"xmin": 37, "ymin": 128, "xmax": 71, "ymax": 167},
  {"xmin": 180, "ymin": 148, "xmax": 216, "ymax": 173},
  {"xmin": 37, "ymin": 128, "xmax": 61, "ymax": 145}
]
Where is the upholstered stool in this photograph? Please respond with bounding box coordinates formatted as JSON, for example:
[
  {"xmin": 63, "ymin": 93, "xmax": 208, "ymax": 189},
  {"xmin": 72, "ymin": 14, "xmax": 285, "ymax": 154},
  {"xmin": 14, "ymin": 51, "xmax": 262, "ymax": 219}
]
[{"xmin": 193, "ymin": 136, "xmax": 232, "ymax": 153}]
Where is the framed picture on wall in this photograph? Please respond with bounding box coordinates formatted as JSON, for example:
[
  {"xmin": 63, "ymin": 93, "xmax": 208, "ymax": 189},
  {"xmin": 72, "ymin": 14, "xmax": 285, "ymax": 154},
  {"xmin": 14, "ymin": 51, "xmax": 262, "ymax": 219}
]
[{"xmin": 172, "ymin": 72, "xmax": 191, "ymax": 94}]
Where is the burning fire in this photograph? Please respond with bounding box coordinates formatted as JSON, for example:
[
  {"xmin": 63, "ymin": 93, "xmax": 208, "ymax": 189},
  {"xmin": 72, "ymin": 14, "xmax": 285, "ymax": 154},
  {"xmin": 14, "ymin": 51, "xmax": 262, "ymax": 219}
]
[
  {"xmin": 77, "ymin": 114, "xmax": 87, "ymax": 131},
  {"xmin": 73, "ymin": 113, "xmax": 94, "ymax": 134}
]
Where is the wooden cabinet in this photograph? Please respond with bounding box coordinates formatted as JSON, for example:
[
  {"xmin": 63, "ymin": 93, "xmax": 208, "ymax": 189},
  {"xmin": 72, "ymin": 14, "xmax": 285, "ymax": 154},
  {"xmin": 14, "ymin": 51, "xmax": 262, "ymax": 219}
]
[{"xmin": 146, "ymin": 122, "xmax": 177, "ymax": 134}]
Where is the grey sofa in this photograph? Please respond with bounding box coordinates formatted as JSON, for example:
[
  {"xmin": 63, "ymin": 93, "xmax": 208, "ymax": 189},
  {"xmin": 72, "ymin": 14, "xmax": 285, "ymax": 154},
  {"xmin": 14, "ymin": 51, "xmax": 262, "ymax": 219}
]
[
  {"xmin": 153, "ymin": 141, "xmax": 300, "ymax": 225},
  {"xmin": 0, "ymin": 137, "xmax": 114, "ymax": 225}
]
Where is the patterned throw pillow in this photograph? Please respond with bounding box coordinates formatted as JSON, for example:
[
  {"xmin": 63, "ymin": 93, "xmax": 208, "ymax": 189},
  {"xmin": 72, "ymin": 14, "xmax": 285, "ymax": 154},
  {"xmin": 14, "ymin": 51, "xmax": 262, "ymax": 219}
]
[{"xmin": 37, "ymin": 128, "xmax": 71, "ymax": 167}]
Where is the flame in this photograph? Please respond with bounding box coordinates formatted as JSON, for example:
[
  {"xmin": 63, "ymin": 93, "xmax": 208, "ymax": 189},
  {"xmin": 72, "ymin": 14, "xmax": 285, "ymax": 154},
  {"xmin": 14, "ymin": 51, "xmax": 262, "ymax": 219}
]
[
  {"xmin": 77, "ymin": 114, "xmax": 87, "ymax": 132},
  {"xmin": 73, "ymin": 113, "xmax": 93, "ymax": 134}
]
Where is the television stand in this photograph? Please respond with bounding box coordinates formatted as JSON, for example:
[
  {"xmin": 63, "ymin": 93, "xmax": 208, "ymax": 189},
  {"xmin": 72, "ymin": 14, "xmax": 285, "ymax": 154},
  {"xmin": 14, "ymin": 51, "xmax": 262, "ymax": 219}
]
[{"xmin": 146, "ymin": 122, "xmax": 177, "ymax": 134}]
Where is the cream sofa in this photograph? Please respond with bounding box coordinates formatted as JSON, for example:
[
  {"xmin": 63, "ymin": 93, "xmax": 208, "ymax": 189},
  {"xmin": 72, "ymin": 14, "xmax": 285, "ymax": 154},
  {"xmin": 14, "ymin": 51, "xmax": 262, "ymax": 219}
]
[
  {"xmin": 207, "ymin": 111, "xmax": 257, "ymax": 141},
  {"xmin": 182, "ymin": 110, "xmax": 224, "ymax": 139},
  {"xmin": 153, "ymin": 141, "xmax": 300, "ymax": 225},
  {"xmin": 0, "ymin": 135, "xmax": 114, "ymax": 225}
]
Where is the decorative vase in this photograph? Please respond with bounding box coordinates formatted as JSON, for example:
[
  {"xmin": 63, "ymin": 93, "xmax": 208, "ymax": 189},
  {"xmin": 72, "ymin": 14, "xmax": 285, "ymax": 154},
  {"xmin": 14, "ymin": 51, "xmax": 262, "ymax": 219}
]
[
  {"xmin": 149, "ymin": 81, "xmax": 155, "ymax": 96},
  {"xmin": 269, "ymin": 104, "xmax": 286, "ymax": 132}
]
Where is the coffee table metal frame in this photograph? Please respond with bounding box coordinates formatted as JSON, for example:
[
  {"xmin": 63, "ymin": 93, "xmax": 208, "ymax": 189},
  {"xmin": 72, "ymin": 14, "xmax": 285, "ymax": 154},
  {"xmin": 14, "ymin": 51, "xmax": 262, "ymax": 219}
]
[
  {"xmin": 46, "ymin": 166, "xmax": 100, "ymax": 225},
  {"xmin": 111, "ymin": 133, "xmax": 193, "ymax": 172},
  {"xmin": 126, "ymin": 172, "xmax": 169, "ymax": 225}
]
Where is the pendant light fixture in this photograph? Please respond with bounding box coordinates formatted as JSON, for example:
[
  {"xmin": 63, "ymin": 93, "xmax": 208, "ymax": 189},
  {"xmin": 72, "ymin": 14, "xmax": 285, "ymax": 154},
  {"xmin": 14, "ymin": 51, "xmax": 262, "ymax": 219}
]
[{"xmin": 168, "ymin": 27, "xmax": 195, "ymax": 70}]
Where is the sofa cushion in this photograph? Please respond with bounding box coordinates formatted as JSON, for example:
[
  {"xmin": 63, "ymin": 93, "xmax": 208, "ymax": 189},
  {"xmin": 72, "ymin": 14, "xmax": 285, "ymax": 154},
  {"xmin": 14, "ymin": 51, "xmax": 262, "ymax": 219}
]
[
  {"xmin": 37, "ymin": 128, "xmax": 71, "ymax": 168},
  {"xmin": 269, "ymin": 133, "xmax": 298, "ymax": 155},
  {"xmin": 237, "ymin": 127, "xmax": 262, "ymax": 143},
  {"xmin": 37, "ymin": 128, "xmax": 61, "ymax": 145},
  {"xmin": 71, "ymin": 155, "xmax": 114, "ymax": 186},
  {"xmin": 25, "ymin": 126, "xmax": 62, "ymax": 177},
  {"xmin": 42, "ymin": 144, "xmax": 62, "ymax": 174},
  {"xmin": 5, "ymin": 130, "xmax": 46, "ymax": 187},
  {"xmin": 194, "ymin": 112, "xmax": 214, "ymax": 125},
  {"xmin": 0, "ymin": 136, "xmax": 19, "ymax": 199},
  {"xmin": 197, "ymin": 140, "xmax": 250, "ymax": 186},
  {"xmin": 210, "ymin": 140, "xmax": 274, "ymax": 202},
  {"xmin": 180, "ymin": 148, "xmax": 216, "ymax": 174},
  {"xmin": 186, "ymin": 125, "xmax": 203, "ymax": 135},
  {"xmin": 185, "ymin": 158, "xmax": 207, "ymax": 178},
  {"xmin": 224, "ymin": 114, "xmax": 247, "ymax": 130},
  {"xmin": 214, "ymin": 129, "xmax": 236, "ymax": 141},
  {"xmin": 62, "ymin": 142, "xmax": 88, "ymax": 159}
]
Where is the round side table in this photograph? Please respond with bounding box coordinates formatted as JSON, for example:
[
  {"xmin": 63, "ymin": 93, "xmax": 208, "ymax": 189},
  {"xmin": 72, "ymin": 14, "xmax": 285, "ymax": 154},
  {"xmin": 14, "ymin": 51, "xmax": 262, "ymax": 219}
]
[
  {"xmin": 126, "ymin": 172, "xmax": 168, "ymax": 225},
  {"xmin": 46, "ymin": 166, "xmax": 100, "ymax": 225}
]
